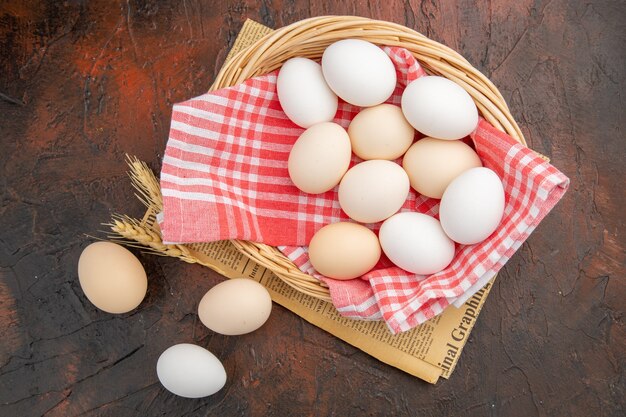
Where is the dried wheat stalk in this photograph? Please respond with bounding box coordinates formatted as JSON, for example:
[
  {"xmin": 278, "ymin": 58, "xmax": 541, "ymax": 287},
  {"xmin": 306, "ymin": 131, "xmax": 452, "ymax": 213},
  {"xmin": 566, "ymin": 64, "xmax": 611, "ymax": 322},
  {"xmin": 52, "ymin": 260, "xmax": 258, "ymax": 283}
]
[
  {"xmin": 106, "ymin": 215, "xmax": 199, "ymax": 264},
  {"xmin": 125, "ymin": 155, "xmax": 163, "ymax": 211},
  {"xmin": 106, "ymin": 156, "xmax": 199, "ymax": 265}
]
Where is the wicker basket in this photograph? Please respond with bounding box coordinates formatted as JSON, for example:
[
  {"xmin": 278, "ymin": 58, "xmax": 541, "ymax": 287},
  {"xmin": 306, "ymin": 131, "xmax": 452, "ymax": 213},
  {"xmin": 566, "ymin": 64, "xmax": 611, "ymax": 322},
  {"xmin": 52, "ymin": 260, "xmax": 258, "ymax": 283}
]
[{"xmin": 210, "ymin": 16, "xmax": 526, "ymax": 302}]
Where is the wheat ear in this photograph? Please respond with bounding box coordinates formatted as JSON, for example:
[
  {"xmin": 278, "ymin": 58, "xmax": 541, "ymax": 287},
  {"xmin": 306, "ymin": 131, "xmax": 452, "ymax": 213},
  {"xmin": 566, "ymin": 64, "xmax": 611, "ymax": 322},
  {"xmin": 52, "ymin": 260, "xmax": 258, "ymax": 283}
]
[
  {"xmin": 125, "ymin": 155, "xmax": 163, "ymax": 211},
  {"xmin": 106, "ymin": 157, "xmax": 197, "ymax": 263},
  {"xmin": 106, "ymin": 215, "xmax": 199, "ymax": 264}
]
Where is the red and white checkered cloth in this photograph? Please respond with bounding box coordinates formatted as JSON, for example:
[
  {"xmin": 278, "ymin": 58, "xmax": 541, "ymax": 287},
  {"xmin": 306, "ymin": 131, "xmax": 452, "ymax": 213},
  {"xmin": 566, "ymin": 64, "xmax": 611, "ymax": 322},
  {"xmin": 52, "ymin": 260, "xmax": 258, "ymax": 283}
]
[{"xmin": 160, "ymin": 47, "xmax": 569, "ymax": 333}]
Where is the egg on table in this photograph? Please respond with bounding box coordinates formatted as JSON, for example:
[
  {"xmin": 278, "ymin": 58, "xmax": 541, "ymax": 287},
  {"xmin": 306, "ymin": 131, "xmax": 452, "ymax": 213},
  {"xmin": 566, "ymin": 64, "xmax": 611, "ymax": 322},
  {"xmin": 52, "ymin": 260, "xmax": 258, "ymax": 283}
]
[
  {"xmin": 277, "ymin": 57, "xmax": 338, "ymax": 128},
  {"xmin": 439, "ymin": 167, "xmax": 505, "ymax": 245},
  {"xmin": 401, "ymin": 76, "xmax": 479, "ymax": 140},
  {"xmin": 288, "ymin": 122, "xmax": 352, "ymax": 194},
  {"xmin": 348, "ymin": 104, "xmax": 415, "ymax": 160},
  {"xmin": 322, "ymin": 39, "xmax": 397, "ymax": 107},
  {"xmin": 402, "ymin": 137, "xmax": 482, "ymax": 199},
  {"xmin": 157, "ymin": 343, "xmax": 227, "ymax": 398},
  {"xmin": 198, "ymin": 278, "xmax": 272, "ymax": 336},
  {"xmin": 77, "ymin": 241, "xmax": 147, "ymax": 314},
  {"xmin": 308, "ymin": 222, "xmax": 381, "ymax": 280},
  {"xmin": 338, "ymin": 160, "xmax": 410, "ymax": 223},
  {"xmin": 379, "ymin": 212, "xmax": 455, "ymax": 275}
]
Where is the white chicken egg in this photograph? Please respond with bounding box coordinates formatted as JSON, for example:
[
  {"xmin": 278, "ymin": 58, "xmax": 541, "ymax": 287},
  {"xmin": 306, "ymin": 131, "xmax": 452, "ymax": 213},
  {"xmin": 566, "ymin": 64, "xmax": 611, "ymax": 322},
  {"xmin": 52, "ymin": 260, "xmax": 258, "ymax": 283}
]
[
  {"xmin": 379, "ymin": 212, "xmax": 455, "ymax": 275},
  {"xmin": 277, "ymin": 57, "xmax": 338, "ymax": 128},
  {"xmin": 439, "ymin": 167, "xmax": 505, "ymax": 245},
  {"xmin": 322, "ymin": 39, "xmax": 397, "ymax": 107},
  {"xmin": 156, "ymin": 344, "xmax": 227, "ymax": 398},
  {"xmin": 401, "ymin": 76, "xmax": 479, "ymax": 140}
]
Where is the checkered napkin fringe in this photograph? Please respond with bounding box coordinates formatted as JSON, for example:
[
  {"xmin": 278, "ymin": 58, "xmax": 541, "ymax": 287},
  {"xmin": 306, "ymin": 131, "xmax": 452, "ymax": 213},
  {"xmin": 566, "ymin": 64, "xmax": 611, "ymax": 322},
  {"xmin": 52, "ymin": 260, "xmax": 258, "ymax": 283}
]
[{"xmin": 160, "ymin": 47, "xmax": 569, "ymax": 333}]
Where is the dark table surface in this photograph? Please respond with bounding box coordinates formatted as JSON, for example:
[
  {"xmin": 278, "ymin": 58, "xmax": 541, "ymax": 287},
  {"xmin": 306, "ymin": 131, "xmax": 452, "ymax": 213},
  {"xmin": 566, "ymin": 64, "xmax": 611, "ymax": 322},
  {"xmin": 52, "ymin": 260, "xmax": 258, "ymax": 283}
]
[{"xmin": 1, "ymin": 1, "xmax": 624, "ymax": 416}]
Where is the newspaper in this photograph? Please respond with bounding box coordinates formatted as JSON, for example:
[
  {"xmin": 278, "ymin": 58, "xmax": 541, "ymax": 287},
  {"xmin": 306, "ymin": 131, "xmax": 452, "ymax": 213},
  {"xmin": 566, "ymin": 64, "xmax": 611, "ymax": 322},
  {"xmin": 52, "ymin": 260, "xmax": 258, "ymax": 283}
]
[
  {"xmin": 223, "ymin": 19, "xmax": 274, "ymax": 64},
  {"xmin": 153, "ymin": 19, "xmax": 494, "ymax": 384}
]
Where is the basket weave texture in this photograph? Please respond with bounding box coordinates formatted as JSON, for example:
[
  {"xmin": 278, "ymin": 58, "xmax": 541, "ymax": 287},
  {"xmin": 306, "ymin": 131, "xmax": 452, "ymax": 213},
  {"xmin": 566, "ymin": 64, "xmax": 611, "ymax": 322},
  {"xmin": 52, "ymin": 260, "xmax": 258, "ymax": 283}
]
[{"xmin": 210, "ymin": 16, "xmax": 526, "ymax": 302}]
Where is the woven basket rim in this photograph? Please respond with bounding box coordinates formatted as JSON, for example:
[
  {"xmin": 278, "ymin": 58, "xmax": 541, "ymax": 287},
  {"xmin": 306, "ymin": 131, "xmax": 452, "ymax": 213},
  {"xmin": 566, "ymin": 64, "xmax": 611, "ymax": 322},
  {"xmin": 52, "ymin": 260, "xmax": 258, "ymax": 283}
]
[{"xmin": 211, "ymin": 15, "xmax": 526, "ymax": 302}]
